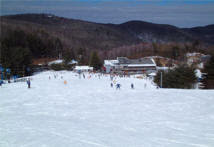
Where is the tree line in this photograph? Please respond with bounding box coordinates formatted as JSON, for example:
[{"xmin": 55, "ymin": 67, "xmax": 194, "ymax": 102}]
[{"xmin": 0, "ymin": 29, "xmax": 63, "ymax": 76}]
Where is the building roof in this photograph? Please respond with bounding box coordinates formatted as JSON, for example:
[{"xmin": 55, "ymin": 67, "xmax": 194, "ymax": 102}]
[
  {"xmin": 127, "ymin": 64, "xmax": 156, "ymax": 67},
  {"xmin": 104, "ymin": 60, "xmax": 119, "ymax": 66},
  {"xmin": 104, "ymin": 57, "xmax": 156, "ymax": 67},
  {"xmin": 117, "ymin": 57, "xmax": 156, "ymax": 65}
]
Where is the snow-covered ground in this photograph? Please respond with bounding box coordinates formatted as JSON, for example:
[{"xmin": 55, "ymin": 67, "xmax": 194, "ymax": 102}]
[{"xmin": 0, "ymin": 71, "xmax": 214, "ymax": 147}]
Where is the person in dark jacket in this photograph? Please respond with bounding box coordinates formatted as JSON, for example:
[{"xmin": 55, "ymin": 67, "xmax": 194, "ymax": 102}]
[
  {"xmin": 131, "ymin": 83, "xmax": 134, "ymax": 89},
  {"xmin": 116, "ymin": 83, "xmax": 121, "ymax": 90},
  {"xmin": 27, "ymin": 78, "xmax": 31, "ymax": 88}
]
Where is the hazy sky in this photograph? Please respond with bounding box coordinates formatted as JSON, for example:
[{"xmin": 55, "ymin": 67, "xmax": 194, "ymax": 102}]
[{"xmin": 1, "ymin": 0, "xmax": 214, "ymax": 28}]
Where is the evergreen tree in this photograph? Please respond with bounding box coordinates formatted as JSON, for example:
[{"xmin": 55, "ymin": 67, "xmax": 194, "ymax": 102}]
[
  {"xmin": 202, "ymin": 55, "xmax": 214, "ymax": 89},
  {"xmin": 0, "ymin": 29, "xmax": 64, "ymax": 76},
  {"xmin": 77, "ymin": 48, "xmax": 86, "ymax": 65},
  {"xmin": 1, "ymin": 33, "xmax": 32, "ymax": 76},
  {"xmin": 154, "ymin": 65, "xmax": 197, "ymax": 89},
  {"xmin": 27, "ymin": 33, "xmax": 46, "ymax": 58},
  {"xmin": 63, "ymin": 49, "xmax": 75, "ymax": 64},
  {"xmin": 152, "ymin": 42, "xmax": 158, "ymax": 55},
  {"xmin": 1, "ymin": 44, "xmax": 32, "ymax": 76},
  {"xmin": 54, "ymin": 38, "xmax": 63, "ymax": 58},
  {"xmin": 89, "ymin": 51, "xmax": 102, "ymax": 71},
  {"xmin": 171, "ymin": 46, "xmax": 180, "ymax": 60}
]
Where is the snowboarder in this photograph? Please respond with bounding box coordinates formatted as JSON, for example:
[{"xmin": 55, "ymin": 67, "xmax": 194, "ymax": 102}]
[
  {"xmin": 116, "ymin": 83, "xmax": 121, "ymax": 90},
  {"xmin": 111, "ymin": 83, "xmax": 113, "ymax": 88},
  {"xmin": 27, "ymin": 78, "xmax": 31, "ymax": 88},
  {"xmin": 131, "ymin": 83, "xmax": 134, "ymax": 89}
]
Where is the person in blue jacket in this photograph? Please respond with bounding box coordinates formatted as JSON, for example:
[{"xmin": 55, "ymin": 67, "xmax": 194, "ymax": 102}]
[{"xmin": 0, "ymin": 80, "xmax": 3, "ymax": 86}]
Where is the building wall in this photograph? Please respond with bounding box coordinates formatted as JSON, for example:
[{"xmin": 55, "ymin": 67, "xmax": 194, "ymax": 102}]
[{"xmin": 113, "ymin": 66, "xmax": 156, "ymax": 74}]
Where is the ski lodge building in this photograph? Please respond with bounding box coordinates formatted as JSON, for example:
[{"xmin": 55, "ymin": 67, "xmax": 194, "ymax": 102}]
[{"xmin": 104, "ymin": 57, "xmax": 156, "ymax": 74}]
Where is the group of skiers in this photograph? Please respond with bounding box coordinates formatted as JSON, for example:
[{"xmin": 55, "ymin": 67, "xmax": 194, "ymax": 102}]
[
  {"xmin": 24, "ymin": 72, "xmax": 151, "ymax": 90},
  {"xmin": 110, "ymin": 82, "xmax": 134, "ymax": 90},
  {"xmin": 78, "ymin": 73, "xmax": 103, "ymax": 79},
  {"xmin": 109, "ymin": 74, "xmax": 136, "ymax": 90},
  {"xmin": 0, "ymin": 78, "xmax": 31, "ymax": 89}
]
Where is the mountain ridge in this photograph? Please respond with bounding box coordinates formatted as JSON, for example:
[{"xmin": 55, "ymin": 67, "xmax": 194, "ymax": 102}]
[{"xmin": 1, "ymin": 13, "xmax": 214, "ymax": 51}]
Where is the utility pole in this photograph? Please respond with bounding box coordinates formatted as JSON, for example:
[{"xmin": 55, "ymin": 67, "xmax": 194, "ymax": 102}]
[{"xmin": 160, "ymin": 72, "xmax": 163, "ymax": 88}]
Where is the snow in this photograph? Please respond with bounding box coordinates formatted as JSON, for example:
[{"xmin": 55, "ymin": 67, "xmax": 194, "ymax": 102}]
[
  {"xmin": 186, "ymin": 52, "xmax": 204, "ymax": 57},
  {"xmin": 0, "ymin": 71, "xmax": 214, "ymax": 147},
  {"xmin": 48, "ymin": 60, "xmax": 63, "ymax": 65},
  {"xmin": 195, "ymin": 69, "xmax": 202, "ymax": 79},
  {"xmin": 148, "ymin": 72, "xmax": 156, "ymax": 76},
  {"xmin": 74, "ymin": 66, "xmax": 93, "ymax": 70},
  {"xmin": 197, "ymin": 62, "xmax": 204, "ymax": 69},
  {"xmin": 68, "ymin": 60, "xmax": 78, "ymax": 65},
  {"xmin": 157, "ymin": 66, "xmax": 171, "ymax": 70}
]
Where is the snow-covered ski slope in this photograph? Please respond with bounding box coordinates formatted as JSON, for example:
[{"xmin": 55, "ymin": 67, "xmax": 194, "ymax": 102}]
[{"xmin": 0, "ymin": 71, "xmax": 214, "ymax": 147}]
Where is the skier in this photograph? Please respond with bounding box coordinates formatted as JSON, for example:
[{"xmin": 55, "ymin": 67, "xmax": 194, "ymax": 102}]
[
  {"xmin": 0, "ymin": 80, "xmax": 3, "ymax": 86},
  {"xmin": 14, "ymin": 75, "xmax": 17, "ymax": 82},
  {"xmin": 131, "ymin": 83, "xmax": 134, "ymax": 89},
  {"xmin": 116, "ymin": 83, "xmax": 121, "ymax": 90},
  {"xmin": 83, "ymin": 74, "xmax": 85, "ymax": 79},
  {"xmin": 144, "ymin": 83, "xmax": 147, "ymax": 89},
  {"xmin": 27, "ymin": 78, "xmax": 31, "ymax": 88},
  {"xmin": 110, "ymin": 75, "xmax": 113, "ymax": 81},
  {"xmin": 111, "ymin": 83, "xmax": 113, "ymax": 88},
  {"xmin": 64, "ymin": 80, "xmax": 67, "ymax": 85}
]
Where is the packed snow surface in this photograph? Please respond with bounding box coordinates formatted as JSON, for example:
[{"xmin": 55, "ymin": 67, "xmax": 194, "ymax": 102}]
[{"xmin": 0, "ymin": 71, "xmax": 214, "ymax": 147}]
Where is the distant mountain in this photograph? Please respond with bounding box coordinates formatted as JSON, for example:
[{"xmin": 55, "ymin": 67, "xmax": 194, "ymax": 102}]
[
  {"xmin": 0, "ymin": 14, "xmax": 139, "ymax": 51},
  {"xmin": 118, "ymin": 21, "xmax": 193, "ymax": 43},
  {"xmin": 1, "ymin": 13, "xmax": 214, "ymax": 52},
  {"xmin": 182, "ymin": 25, "xmax": 214, "ymax": 44}
]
